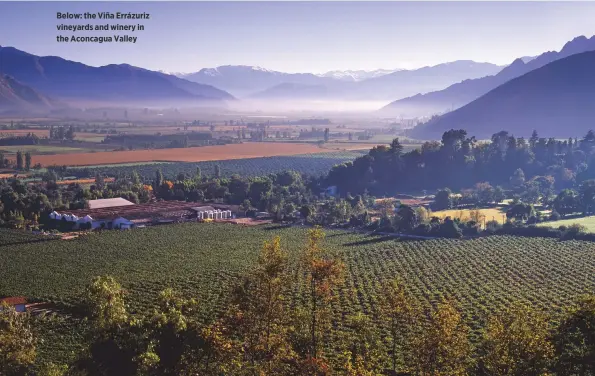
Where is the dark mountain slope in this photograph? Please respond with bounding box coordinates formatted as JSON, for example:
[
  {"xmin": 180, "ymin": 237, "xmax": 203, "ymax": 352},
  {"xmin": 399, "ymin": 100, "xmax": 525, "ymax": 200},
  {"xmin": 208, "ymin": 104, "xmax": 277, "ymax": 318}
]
[
  {"xmin": 0, "ymin": 46, "xmax": 234, "ymax": 104},
  {"xmin": 382, "ymin": 35, "xmax": 595, "ymax": 117},
  {"xmin": 410, "ymin": 50, "xmax": 595, "ymax": 139},
  {"xmin": 0, "ymin": 74, "xmax": 55, "ymax": 112}
]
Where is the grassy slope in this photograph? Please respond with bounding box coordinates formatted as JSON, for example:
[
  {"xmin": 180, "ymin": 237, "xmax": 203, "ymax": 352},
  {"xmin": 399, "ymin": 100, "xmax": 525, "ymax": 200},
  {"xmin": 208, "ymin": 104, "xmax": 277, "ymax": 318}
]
[
  {"xmin": 538, "ymin": 215, "xmax": 595, "ymax": 233},
  {"xmin": 1, "ymin": 224, "xmax": 594, "ymax": 365}
]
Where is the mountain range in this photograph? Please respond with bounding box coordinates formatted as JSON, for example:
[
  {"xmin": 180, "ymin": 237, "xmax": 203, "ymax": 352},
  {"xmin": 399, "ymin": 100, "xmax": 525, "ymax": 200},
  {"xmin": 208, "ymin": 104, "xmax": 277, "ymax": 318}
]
[
  {"xmin": 0, "ymin": 74, "xmax": 56, "ymax": 113},
  {"xmin": 181, "ymin": 61, "xmax": 503, "ymax": 100},
  {"xmin": 382, "ymin": 35, "xmax": 595, "ymax": 117},
  {"xmin": 317, "ymin": 69, "xmax": 402, "ymax": 81},
  {"xmin": 410, "ymin": 50, "xmax": 595, "ymax": 139},
  {"xmin": 0, "ymin": 46, "xmax": 234, "ymax": 109}
]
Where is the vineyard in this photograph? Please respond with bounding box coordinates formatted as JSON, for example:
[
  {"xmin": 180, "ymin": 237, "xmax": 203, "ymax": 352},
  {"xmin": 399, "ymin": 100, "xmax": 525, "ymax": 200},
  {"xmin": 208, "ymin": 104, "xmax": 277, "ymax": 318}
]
[
  {"xmin": 0, "ymin": 223, "xmax": 594, "ymax": 366},
  {"xmin": 66, "ymin": 150, "xmax": 367, "ymax": 179}
]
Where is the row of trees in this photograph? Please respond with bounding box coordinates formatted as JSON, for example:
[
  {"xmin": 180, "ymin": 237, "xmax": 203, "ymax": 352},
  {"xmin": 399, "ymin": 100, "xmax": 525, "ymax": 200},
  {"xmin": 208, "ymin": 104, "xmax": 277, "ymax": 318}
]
[
  {"xmin": 2, "ymin": 229, "xmax": 594, "ymax": 375},
  {"xmin": 327, "ymin": 129, "xmax": 595, "ymax": 196}
]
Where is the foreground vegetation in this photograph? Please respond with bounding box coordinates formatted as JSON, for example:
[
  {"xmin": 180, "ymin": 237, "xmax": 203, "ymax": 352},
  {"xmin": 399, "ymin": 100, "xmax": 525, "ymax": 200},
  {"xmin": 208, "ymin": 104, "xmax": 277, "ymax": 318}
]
[{"xmin": 0, "ymin": 223, "xmax": 594, "ymax": 374}]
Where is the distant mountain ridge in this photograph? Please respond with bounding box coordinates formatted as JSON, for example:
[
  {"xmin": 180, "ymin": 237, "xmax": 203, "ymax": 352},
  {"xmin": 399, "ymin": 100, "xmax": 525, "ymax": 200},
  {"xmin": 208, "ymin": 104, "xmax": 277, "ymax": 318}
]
[
  {"xmin": 410, "ymin": 50, "xmax": 595, "ymax": 139},
  {"xmin": 182, "ymin": 61, "xmax": 503, "ymax": 100},
  {"xmin": 317, "ymin": 69, "xmax": 403, "ymax": 82},
  {"xmin": 382, "ymin": 35, "xmax": 595, "ymax": 117},
  {"xmin": 0, "ymin": 74, "xmax": 56, "ymax": 112},
  {"xmin": 0, "ymin": 46, "xmax": 235, "ymax": 106}
]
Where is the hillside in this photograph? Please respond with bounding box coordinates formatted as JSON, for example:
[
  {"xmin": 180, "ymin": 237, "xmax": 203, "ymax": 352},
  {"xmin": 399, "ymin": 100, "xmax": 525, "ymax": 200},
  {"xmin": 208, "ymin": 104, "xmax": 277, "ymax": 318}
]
[
  {"xmin": 382, "ymin": 35, "xmax": 595, "ymax": 117},
  {"xmin": 0, "ymin": 46, "xmax": 234, "ymax": 105},
  {"xmin": 183, "ymin": 61, "xmax": 502, "ymax": 100},
  {"xmin": 0, "ymin": 74, "xmax": 56, "ymax": 112},
  {"xmin": 410, "ymin": 50, "xmax": 595, "ymax": 139}
]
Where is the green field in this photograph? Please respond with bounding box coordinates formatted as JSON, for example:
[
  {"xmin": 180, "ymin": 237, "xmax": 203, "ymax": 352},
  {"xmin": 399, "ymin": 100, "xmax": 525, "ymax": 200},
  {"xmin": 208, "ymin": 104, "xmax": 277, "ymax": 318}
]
[
  {"xmin": 65, "ymin": 150, "xmax": 367, "ymax": 179},
  {"xmin": 0, "ymin": 145, "xmax": 92, "ymax": 154},
  {"xmin": 1, "ymin": 224, "xmax": 594, "ymax": 366},
  {"xmin": 538, "ymin": 215, "xmax": 595, "ymax": 233}
]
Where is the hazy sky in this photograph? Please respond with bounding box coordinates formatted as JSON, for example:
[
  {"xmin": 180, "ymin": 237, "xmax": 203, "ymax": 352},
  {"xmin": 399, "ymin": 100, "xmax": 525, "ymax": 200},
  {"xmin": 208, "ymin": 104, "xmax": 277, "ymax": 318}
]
[{"xmin": 1, "ymin": 1, "xmax": 594, "ymax": 73}]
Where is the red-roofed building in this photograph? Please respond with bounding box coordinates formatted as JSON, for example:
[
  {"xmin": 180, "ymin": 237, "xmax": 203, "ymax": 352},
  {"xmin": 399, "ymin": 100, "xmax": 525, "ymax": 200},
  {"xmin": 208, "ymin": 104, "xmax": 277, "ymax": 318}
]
[{"xmin": 0, "ymin": 297, "xmax": 27, "ymax": 312}]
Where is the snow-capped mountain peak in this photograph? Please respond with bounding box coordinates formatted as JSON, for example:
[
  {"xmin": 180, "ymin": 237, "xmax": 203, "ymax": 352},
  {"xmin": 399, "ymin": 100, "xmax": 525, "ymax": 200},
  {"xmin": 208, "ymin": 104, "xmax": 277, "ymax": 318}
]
[{"xmin": 318, "ymin": 69, "xmax": 403, "ymax": 81}]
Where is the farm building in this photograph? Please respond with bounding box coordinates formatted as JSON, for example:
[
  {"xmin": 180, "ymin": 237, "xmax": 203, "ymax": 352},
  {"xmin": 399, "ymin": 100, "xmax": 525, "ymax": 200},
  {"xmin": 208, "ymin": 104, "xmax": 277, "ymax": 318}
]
[
  {"xmin": 0, "ymin": 297, "xmax": 27, "ymax": 312},
  {"xmin": 88, "ymin": 198, "xmax": 135, "ymax": 209},
  {"xmin": 48, "ymin": 201, "xmax": 237, "ymax": 230},
  {"xmin": 193, "ymin": 206, "xmax": 233, "ymax": 220}
]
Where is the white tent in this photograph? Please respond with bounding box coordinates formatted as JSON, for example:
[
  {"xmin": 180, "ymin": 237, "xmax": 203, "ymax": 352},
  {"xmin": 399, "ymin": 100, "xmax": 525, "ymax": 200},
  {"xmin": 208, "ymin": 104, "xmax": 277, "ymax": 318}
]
[{"xmin": 49, "ymin": 211, "xmax": 60, "ymax": 220}]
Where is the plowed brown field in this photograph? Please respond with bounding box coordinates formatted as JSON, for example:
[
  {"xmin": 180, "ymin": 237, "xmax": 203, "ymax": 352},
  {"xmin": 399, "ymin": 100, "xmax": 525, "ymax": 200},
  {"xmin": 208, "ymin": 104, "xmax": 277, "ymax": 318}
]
[{"xmin": 31, "ymin": 142, "xmax": 373, "ymax": 167}]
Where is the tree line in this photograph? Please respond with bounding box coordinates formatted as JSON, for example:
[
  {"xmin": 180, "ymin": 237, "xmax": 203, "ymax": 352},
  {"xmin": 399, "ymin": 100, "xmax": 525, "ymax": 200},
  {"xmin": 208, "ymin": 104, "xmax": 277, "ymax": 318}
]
[
  {"xmin": 327, "ymin": 129, "xmax": 595, "ymax": 196},
  {"xmin": 1, "ymin": 229, "xmax": 594, "ymax": 375}
]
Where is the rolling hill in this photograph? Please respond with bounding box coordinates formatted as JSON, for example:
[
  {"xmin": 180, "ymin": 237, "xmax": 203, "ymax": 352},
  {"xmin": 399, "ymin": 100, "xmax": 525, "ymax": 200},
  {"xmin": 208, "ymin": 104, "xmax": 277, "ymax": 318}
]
[
  {"xmin": 410, "ymin": 50, "xmax": 595, "ymax": 139},
  {"xmin": 382, "ymin": 35, "xmax": 595, "ymax": 117},
  {"xmin": 0, "ymin": 46, "xmax": 234, "ymax": 105}
]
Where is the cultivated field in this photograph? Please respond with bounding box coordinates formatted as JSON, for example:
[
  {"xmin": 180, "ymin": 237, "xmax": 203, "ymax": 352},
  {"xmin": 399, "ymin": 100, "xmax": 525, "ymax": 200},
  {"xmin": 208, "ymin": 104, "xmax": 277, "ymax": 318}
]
[
  {"xmin": 538, "ymin": 215, "xmax": 595, "ymax": 233},
  {"xmin": 1, "ymin": 224, "xmax": 593, "ymax": 366},
  {"xmin": 433, "ymin": 207, "xmax": 509, "ymax": 224},
  {"xmin": 31, "ymin": 142, "xmax": 369, "ymax": 167},
  {"xmin": 0, "ymin": 145, "xmax": 93, "ymax": 154},
  {"xmin": 67, "ymin": 150, "xmax": 367, "ymax": 179}
]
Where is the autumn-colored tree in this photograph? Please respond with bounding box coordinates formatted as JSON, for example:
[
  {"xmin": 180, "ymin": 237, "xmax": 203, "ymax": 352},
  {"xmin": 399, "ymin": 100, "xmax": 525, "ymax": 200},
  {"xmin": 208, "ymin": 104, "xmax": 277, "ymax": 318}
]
[
  {"xmin": 302, "ymin": 226, "xmax": 345, "ymax": 360},
  {"xmin": 377, "ymin": 199, "xmax": 395, "ymax": 219},
  {"xmin": 227, "ymin": 236, "xmax": 297, "ymax": 375},
  {"xmin": 38, "ymin": 362, "xmax": 69, "ymax": 376},
  {"xmin": 478, "ymin": 303, "xmax": 554, "ymax": 376},
  {"xmin": 340, "ymin": 313, "xmax": 384, "ymax": 374},
  {"xmin": 343, "ymin": 351, "xmax": 377, "ymax": 376},
  {"xmin": 0, "ymin": 303, "xmax": 37, "ymax": 376},
  {"xmin": 380, "ymin": 279, "xmax": 419, "ymax": 374},
  {"xmin": 469, "ymin": 209, "xmax": 486, "ymax": 227},
  {"xmin": 553, "ymin": 294, "xmax": 595, "ymax": 376},
  {"xmin": 411, "ymin": 298, "xmax": 473, "ymax": 376}
]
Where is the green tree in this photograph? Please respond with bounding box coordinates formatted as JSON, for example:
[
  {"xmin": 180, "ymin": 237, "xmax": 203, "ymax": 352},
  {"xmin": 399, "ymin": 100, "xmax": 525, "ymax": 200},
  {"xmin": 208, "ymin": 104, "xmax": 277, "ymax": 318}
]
[
  {"xmin": 553, "ymin": 294, "xmax": 595, "ymax": 376},
  {"xmin": 434, "ymin": 188, "xmax": 453, "ymax": 210},
  {"xmin": 553, "ymin": 189, "xmax": 580, "ymax": 217},
  {"xmin": 579, "ymin": 179, "xmax": 595, "ymax": 215},
  {"xmin": 16, "ymin": 150, "xmax": 23, "ymax": 170},
  {"xmin": 395, "ymin": 204, "xmax": 417, "ymax": 232},
  {"xmin": 493, "ymin": 186, "xmax": 506, "ymax": 204},
  {"xmin": 0, "ymin": 303, "xmax": 37, "ymax": 375},
  {"xmin": 25, "ymin": 152, "xmax": 31, "ymax": 171},
  {"xmin": 510, "ymin": 168, "xmax": 526, "ymax": 188},
  {"xmin": 84, "ymin": 275, "xmax": 128, "ymax": 330}
]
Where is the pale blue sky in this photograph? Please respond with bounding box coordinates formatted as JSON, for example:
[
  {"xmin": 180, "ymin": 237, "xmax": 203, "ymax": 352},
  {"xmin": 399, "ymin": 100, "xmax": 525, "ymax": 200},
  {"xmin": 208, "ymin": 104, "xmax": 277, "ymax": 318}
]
[{"xmin": 1, "ymin": 1, "xmax": 594, "ymax": 73}]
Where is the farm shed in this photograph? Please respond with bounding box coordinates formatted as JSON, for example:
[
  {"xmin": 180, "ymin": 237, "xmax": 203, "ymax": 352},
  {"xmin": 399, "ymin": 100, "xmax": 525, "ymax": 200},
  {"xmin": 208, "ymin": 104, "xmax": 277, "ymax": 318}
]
[
  {"xmin": 112, "ymin": 217, "xmax": 134, "ymax": 229},
  {"xmin": 88, "ymin": 198, "xmax": 135, "ymax": 209},
  {"xmin": 0, "ymin": 297, "xmax": 27, "ymax": 312}
]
